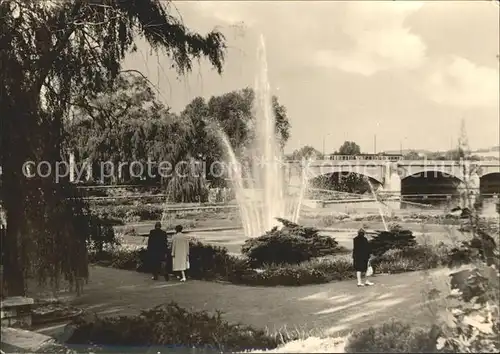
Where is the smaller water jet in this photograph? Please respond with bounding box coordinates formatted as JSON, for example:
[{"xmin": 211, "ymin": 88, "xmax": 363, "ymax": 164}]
[{"xmin": 366, "ymin": 177, "xmax": 388, "ymax": 231}]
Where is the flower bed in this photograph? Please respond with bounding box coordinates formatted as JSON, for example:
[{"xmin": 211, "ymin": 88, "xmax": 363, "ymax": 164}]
[{"xmin": 90, "ymin": 241, "xmax": 451, "ymax": 287}]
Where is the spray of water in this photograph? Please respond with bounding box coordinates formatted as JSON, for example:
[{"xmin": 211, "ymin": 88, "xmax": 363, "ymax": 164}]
[
  {"xmin": 216, "ymin": 35, "xmax": 307, "ymax": 237},
  {"xmin": 366, "ymin": 177, "xmax": 388, "ymax": 231}
]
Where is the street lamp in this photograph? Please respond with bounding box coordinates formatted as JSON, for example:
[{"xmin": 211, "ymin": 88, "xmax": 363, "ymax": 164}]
[
  {"xmin": 400, "ymin": 136, "xmax": 408, "ymax": 155},
  {"xmin": 374, "ymin": 122, "xmax": 380, "ymax": 154}
]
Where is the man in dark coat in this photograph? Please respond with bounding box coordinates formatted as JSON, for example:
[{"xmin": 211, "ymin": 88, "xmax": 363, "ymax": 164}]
[
  {"xmin": 353, "ymin": 228, "xmax": 373, "ymax": 287},
  {"xmin": 147, "ymin": 221, "xmax": 168, "ymax": 280}
]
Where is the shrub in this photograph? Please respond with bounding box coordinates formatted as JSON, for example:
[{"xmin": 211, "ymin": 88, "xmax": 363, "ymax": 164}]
[
  {"xmin": 91, "ymin": 240, "xmax": 448, "ymax": 287},
  {"xmin": 436, "ymin": 259, "xmax": 500, "ymax": 352},
  {"xmin": 369, "ymin": 226, "xmax": 417, "ymax": 257},
  {"xmin": 187, "ymin": 240, "xmax": 241, "ymax": 280},
  {"xmin": 435, "ymin": 265, "xmax": 500, "ymax": 353},
  {"xmin": 231, "ymin": 256, "xmax": 356, "ymax": 286},
  {"xmin": 90, "ymin": 242, "xmax": 239, "ymax": 280},
  {"xmin": 66, "ymin": 302, "xmax": 283, "ymax": 352},
  {"xmin": 447, "ymin": 232, "xmax": 498, "ymax": 268},
  {"xmin": 431, "ymin": 196, "xmax": 500, "ymax": 353},
  {"xmin": 241, "ymin": 218, "xmax": 343, "ymax": 267},
  {"xmin": 233, "ymin": 264, "xmax": 328, "ymax": 287},
  {"xmin": 371, "ymin": 244, "xmax": 449, "ymax": 274},
  {"xmin": 111, "ymin": 248, "xmax": 146, "ymax": 271},
  {"xmin": 345, "ymin": 321, "xmax": 440, "ymax": 353},
  {"xmin": 92, "ymin": 203, "xmax": 163, "ymax": 223}
]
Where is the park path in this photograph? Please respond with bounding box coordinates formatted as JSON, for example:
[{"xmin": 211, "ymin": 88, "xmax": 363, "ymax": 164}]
[{"xmin": 34, "ymin": 266, "xmax": 452, "ymax": 338}]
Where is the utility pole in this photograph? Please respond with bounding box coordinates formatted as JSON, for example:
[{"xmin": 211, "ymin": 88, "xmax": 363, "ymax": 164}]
[
  {"xmin": 400, "ymin": 140, "xmax": 402, "ymax": 155},
  {"xmin": 374, "ymin": 134, "xmax": 377, "ymax": 154}
]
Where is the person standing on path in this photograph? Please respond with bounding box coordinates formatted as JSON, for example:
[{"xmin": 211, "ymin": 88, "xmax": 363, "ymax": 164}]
[
  {"xmin": 171, "ymin": 225, "xmax": 190, "ymax": 282},
  {"xmin": 353, "ymin": 228, "xmax": 374, "ymax": 287},
  {"xmin": 147, "ymin": 222, "xmax": 169, "ymax": 281}
]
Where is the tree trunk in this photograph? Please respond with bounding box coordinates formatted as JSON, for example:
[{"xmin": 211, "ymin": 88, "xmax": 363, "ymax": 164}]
[
  {"xmin": 3, "ymin": 200, "xmax": 26, "ymax": 296},
  {"xmin": 2, "ymin": 111, "xmax": 30, "ymax": 296}
]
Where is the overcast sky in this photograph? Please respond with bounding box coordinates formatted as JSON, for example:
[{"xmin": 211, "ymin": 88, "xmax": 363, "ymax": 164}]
[{"xmin": 124, "ymin": 0, "xmax": 499, "ymax": 154}]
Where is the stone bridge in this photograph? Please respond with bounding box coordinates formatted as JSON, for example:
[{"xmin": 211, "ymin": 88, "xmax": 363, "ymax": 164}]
[{"xmin": 285, "ymin": 159, "xmax": 500, "ymax": 194}]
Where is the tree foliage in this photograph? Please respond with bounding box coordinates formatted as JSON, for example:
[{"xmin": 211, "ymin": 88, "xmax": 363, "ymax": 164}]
[
  {"xmin": 165, "ymin": 159, "xmax": 209, "ymax": 203},
  {"xmin": 337, "ymin": 141, "xmax": 361, "ymax": 155},
  {"xmin": 68, "ymin": 83, "xmax": 291, "ymax": 189},
  {"xmin": 0, "ymin": 0, "xmax": 226, "ymax": 295},
  {"xmin": 403, "ymin": 150, "xmax": 422, "ymax": 160},
  {"xmin": 290, "ymin": 145, "xmax": 322, "ymax": 161},
  {"xmin": 310, "ymin": 172, "xmax": 371, "ymax": 194}
]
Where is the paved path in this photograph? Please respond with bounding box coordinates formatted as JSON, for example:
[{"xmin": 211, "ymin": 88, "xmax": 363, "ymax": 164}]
[{"xmin": 36, "ymin": 266, "xmax": 452, "ymax": 337}]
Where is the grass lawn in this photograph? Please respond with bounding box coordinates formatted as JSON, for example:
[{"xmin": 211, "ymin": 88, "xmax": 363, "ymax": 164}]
[{"xmin": 33, "ymin": 265, "xmax": 452, "ymax": 340}]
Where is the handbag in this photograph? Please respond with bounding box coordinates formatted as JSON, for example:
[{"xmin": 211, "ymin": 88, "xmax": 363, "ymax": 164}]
[{"xmin": 366, "ymin": 265, "xmax": 374, "ymax": 277}]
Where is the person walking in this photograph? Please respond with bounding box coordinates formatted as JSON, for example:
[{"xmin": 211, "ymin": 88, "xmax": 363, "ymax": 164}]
[
  {"xmin": 171, "ymin": 225, "xmax": 190, "ymax": 282},
  {"xmin": 147, "ymin": 222, "xmax": 169, "ymax": 281},
  {"xmin": 353, "ymin": 228, "xmax": 374, "ymax": 287}
]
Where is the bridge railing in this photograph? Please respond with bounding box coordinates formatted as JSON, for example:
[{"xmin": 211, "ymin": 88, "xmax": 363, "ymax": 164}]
[{"xmin": 324, "ymin": 154, "xmax": 403, "ymax": 161}]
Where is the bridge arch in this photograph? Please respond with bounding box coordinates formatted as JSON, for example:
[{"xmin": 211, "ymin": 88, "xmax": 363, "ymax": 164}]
[
  {"xmin": 309, "ymin": 171, "xmax": 382, "ymax": 194},
  {"xmin": 401, "ymin": 171, "xmax": 463, "ymax": 201},
  {"xmin": 479, "ymin": 172, "xmax": 500, "ymax": 195}
]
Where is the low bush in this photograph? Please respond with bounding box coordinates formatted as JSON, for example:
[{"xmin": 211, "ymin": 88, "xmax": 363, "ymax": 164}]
[
  {"xmin": 89, "ymin": 242, "xmax": 239, "ymax": 280},
  {"xmin": 91, "ymin": 241, "xmax": 451, "ymax": 287},
  {"xmin": 436, "ymin": 244, "xmax": 499, "ymax": 352},
  {"xmin": 371, "ymin": 244, "xmax": 450, "ymax": 274},
  {"xmin": 432, "ymin": 193, "xmax": 500, "ymax": 353},
  {"xmin": 345, "ymin": 321, "xmax": 440, "ymax": 353},
  {"xmin": 229, "ymin": 256, "xmax": 363, "ymax": 286},
  {"xmin": 88, "ymin": 248, "xmax": 146, "ymax": 271},
  {"xmin": 369, "ymin": 225, "xmax": 417, "ymax": 257},
  {"xmin": 187, "ymin": 241, "xmax": 244, "ymax": 280},
  {"xmin": 232, "ymin": 263, "xmax": 329, "ymax": 287},
  {"xmin": 66, "ymin": 302, "xmax": 286, "ymax": 352},
  {"xmin": 90, "ymin": 203, "xmax": 163, "ymax": 223},
  {"xmin": 447, "ymin": 230, "xmax": 498, "ymax": 268},
  {"xmin": 242, "ymin": 218, "xmax": 344, "ymax": 268}
]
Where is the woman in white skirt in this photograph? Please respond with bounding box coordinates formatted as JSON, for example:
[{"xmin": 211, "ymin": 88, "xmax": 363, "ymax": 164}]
[{"xmin": 171, "ymin": 225, "xmax": 190, "ymax": 282}]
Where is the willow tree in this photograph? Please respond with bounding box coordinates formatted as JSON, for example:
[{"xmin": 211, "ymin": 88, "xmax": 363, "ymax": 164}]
[
  {"xmin": 66, "ymin": 73, "xmax": 176, "ymax": 183},
  {"xmin": 0, "ymin": 0, "xmax": 225, "ymax": 296}
]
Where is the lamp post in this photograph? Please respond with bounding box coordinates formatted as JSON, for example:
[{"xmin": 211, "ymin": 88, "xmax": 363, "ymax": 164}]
[
  {"xmin": 400, "ymin": 136, "xmax": 408, "ymax": 156},
  {"xmin": 374, "ymin": 123, "xmax": 380, "ymax": 154}
]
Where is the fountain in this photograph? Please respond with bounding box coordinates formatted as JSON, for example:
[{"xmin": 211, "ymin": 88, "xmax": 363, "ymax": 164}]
[{"xmin": 218, "ymin": 35, "xmax": 308, "ymax": 238}]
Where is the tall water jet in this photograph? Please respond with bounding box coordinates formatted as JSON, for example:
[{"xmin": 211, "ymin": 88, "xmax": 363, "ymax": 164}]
[{"xmin": 218, "ymin": 35, "xmax": 306, "ymax": 237}]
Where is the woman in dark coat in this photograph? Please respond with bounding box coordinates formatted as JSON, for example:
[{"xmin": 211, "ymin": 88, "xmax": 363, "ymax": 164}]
[{"xmin": 353, "ymin": 228, "xmax": 373, "ymax": 287}]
